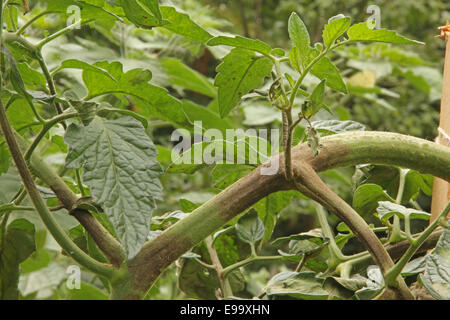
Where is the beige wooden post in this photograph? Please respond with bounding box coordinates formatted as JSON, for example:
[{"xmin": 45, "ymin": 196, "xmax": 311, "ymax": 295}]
[{"xmin": 431, "ymin": 22, "xmax": 450, "ymax": 221}]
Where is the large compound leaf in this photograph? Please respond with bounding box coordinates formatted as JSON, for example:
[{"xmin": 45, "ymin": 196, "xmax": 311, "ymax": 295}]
[
  {"xmin": 0, "ymin": 219, "xmax": 35, "ymax": 299},
  {"xmin": 64, "ymin": 116, "xmax": 163, "ymax": 259},
  {"xmin": 347, "ymin": 22, "xmax": 424, "ymax": 45},
  {"xmin": 215, "ymin": 48, "xmax": 273, "ymax": 118}
]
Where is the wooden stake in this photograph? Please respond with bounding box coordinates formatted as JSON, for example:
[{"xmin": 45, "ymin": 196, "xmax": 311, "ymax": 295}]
[{"xmin": 431, "ymin": 22, "xmax": 450, "ymax": 222}]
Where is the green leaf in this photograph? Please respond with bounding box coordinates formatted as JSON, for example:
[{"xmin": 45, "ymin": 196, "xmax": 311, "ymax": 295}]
[
  {"xmin": 182, "ymin": 100, "xmax": 233, "ymax": 135},
  {"xmin": 311, "ymin": 55, "xmax": 348, "ymax": 93},
  {"xmin": 288, "ymin": 13, "xmax": 310, "ymax": 57},
  {"xmin": 64, "ymin": 116, "xmax": 163, "ymax": 259},
  {"xmin": 68, "ymin": 100, "xmax": 98, "ymax": 126},
  {"xmin": 178, "ymin": 242, "xmax": 244, "ymax": 299},
  {"xmin": 141, "ymin": 0, "xmax": 162, "ymax": 21},
  {"xmin": 61, "ymin": 281, "xmax": 108, "ymax": 300},
  {"xmin": 17, "ymin": 63, "xmax": 47, "ymax": 89},
  {"xmin": 356, "ymin": 166, "xmax": 431, "ymax": 203},
  {"xmin": 207, "ymin": 35, "xmax": 272, "ymax": 56},
  {"xmin": 402, "ymin": 257, "xmax": 425, "ymax": 277},
  {"xmin": 347, "ymin": 22, "xmax": 424, "ymax": 45},
  {"xmin": 160, "ymin": 6, "xmax": 213, "ymax": 43},
  {"xmin": 121, "ymin": 0, "xmax": 166, "ymax": 29},
  {"xmin": 161, "ymin": 58, "xmax": 217, "ymax": 98},
  {"xmin": 151, "ymin": 210, "xmax": 188, "ymax": 230},
  {"xmin": 40, "ymin": 0, "xmax": 120, "ymax": 26},
  {"xmin": 82, "ymin": 61, "xmax": 188, "ymax": 128},
  {"xmin": 304, "ymin": 79, "xmax": 326, "ymax": 117},
  {"xmin": 323, "ymin": 15, "xmax": 351, "ymax": 48},
  {"xmin": 323, "ymin": 276, "xmax": 368, "ymax": 299},
  {"xmin": 311, "ymin": 120, "xmax": 365, "ymax": 135},
  {"xmin": 289, "ymin": 47, "xmax": 302, "ymax": 72},
  {"xmin": 353, "ymin": 184, "xmax": 392, "ymax": 216},
  {"xmin": 272, "ymin": 228, "xmax": 324, "ymax": 246},
  {"xmin": 215, "ymin": 48, "xmax": 273, "ymax": 118},
  {"xmin": 0, "ymin": 219, "xmax": 36, "ymax": 299},
  {"xmin": 376, "ymin": 201, "xmax": 430, "ymax": 223},
  {"xmin": 235, "ymin": 209, "xmax": 265, "ymax": 245},
  {"xmin": 253, "ymin": 191, "xmax": 297, "ymax": 243},
  {"xmin": 3, "ymin": 46, "xmax": 29, "ymax": 100},
  {"xmin": 56, "ymin": 59, "xmax": 117, "ymax": 82},
  {"xmin": 421, "ymin": 228, "xmax": 450, "ymax": 300},
  {"xmin": 212, "ymin": 164, "xmax": 253, "ymax": 190},
  {"xmin": 265, "ymin": 272, "xmax": 328, "ymax": 300}
]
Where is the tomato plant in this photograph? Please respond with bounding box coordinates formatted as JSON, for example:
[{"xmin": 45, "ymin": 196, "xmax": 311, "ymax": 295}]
[{"xmin": 0, "ymin": 0, "xmax": 448, "ymax": 300}]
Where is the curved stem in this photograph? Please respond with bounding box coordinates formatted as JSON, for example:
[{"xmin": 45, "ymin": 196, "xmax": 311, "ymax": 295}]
[
  {"xmin": 222, "ymin": 255, "xmax": 282, "ymax": 278},
  {"xmin": 0, "ymin": 99, "xmax": 115, "ymax": 279},
  {"xmin": 205, "ymin": 237, "xmax": 232, "ymax": 298},
  {"xmin": 75, "ymin": 169, "xmax": 86, "ymax": 197},
  {"xmin": 35, "ymin": 52, "xmax": 65, "ymax": 123},
  {"xmin": 36, "ymin": 20, "xmax": 93, "ymax": 49},
  {"xmin": 16, "ymin": 11, "xmax": 57, "ymax": 35},
  {"xmin": 314, "ymin": 203, "xmax": 346, "ymax": 264},
  {"xmin": 24, "ymin": 112, "xmax": 78, "ymax": 161}
]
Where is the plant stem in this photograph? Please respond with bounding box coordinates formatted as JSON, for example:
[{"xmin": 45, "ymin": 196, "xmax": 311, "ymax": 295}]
[
  {"xmin": 282, "ymin": 109, "xmax": 294, "ymax": 180},
  {"xmin": 314, "ymin": 203, "xmax": 346, "ymax": 265},
  {"xmin": 35, "ymin": 52, "xmax": 65, "ymax": 124},
  {"xmin": 390, "ymin": 169, "xmax": 407, "ymax": 242},
  {"xmin": 384, "ymin": 201, "xmax": 450, "ymax": 286},
  {"xmin": 289, "ymin": 49, "xmax": 328, "ymax": 107},
  {"xmin": 24, "ymin": 112, "xmax": 78, "ymax": 161},
  {"xmin": 17, "ymin": 11, "xmax": 56, "ymax": 35},
  {"xmin": 36, "ymin": 20, "xmax": 93, "ymax": 49},
  {"xmin": 222, "ymin": 255, "xmax": 282, "ymax": 278},
  {"xmin": 205, "ymin": 237, "xmax": 233, "ymax": 298},
  {"xmin": 295, "ymin": 254, "xmax": 307, "ymax": 272},
  {"xmin": 75, "ymin": 169, "xmax": 86, "ymax": 197}
]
